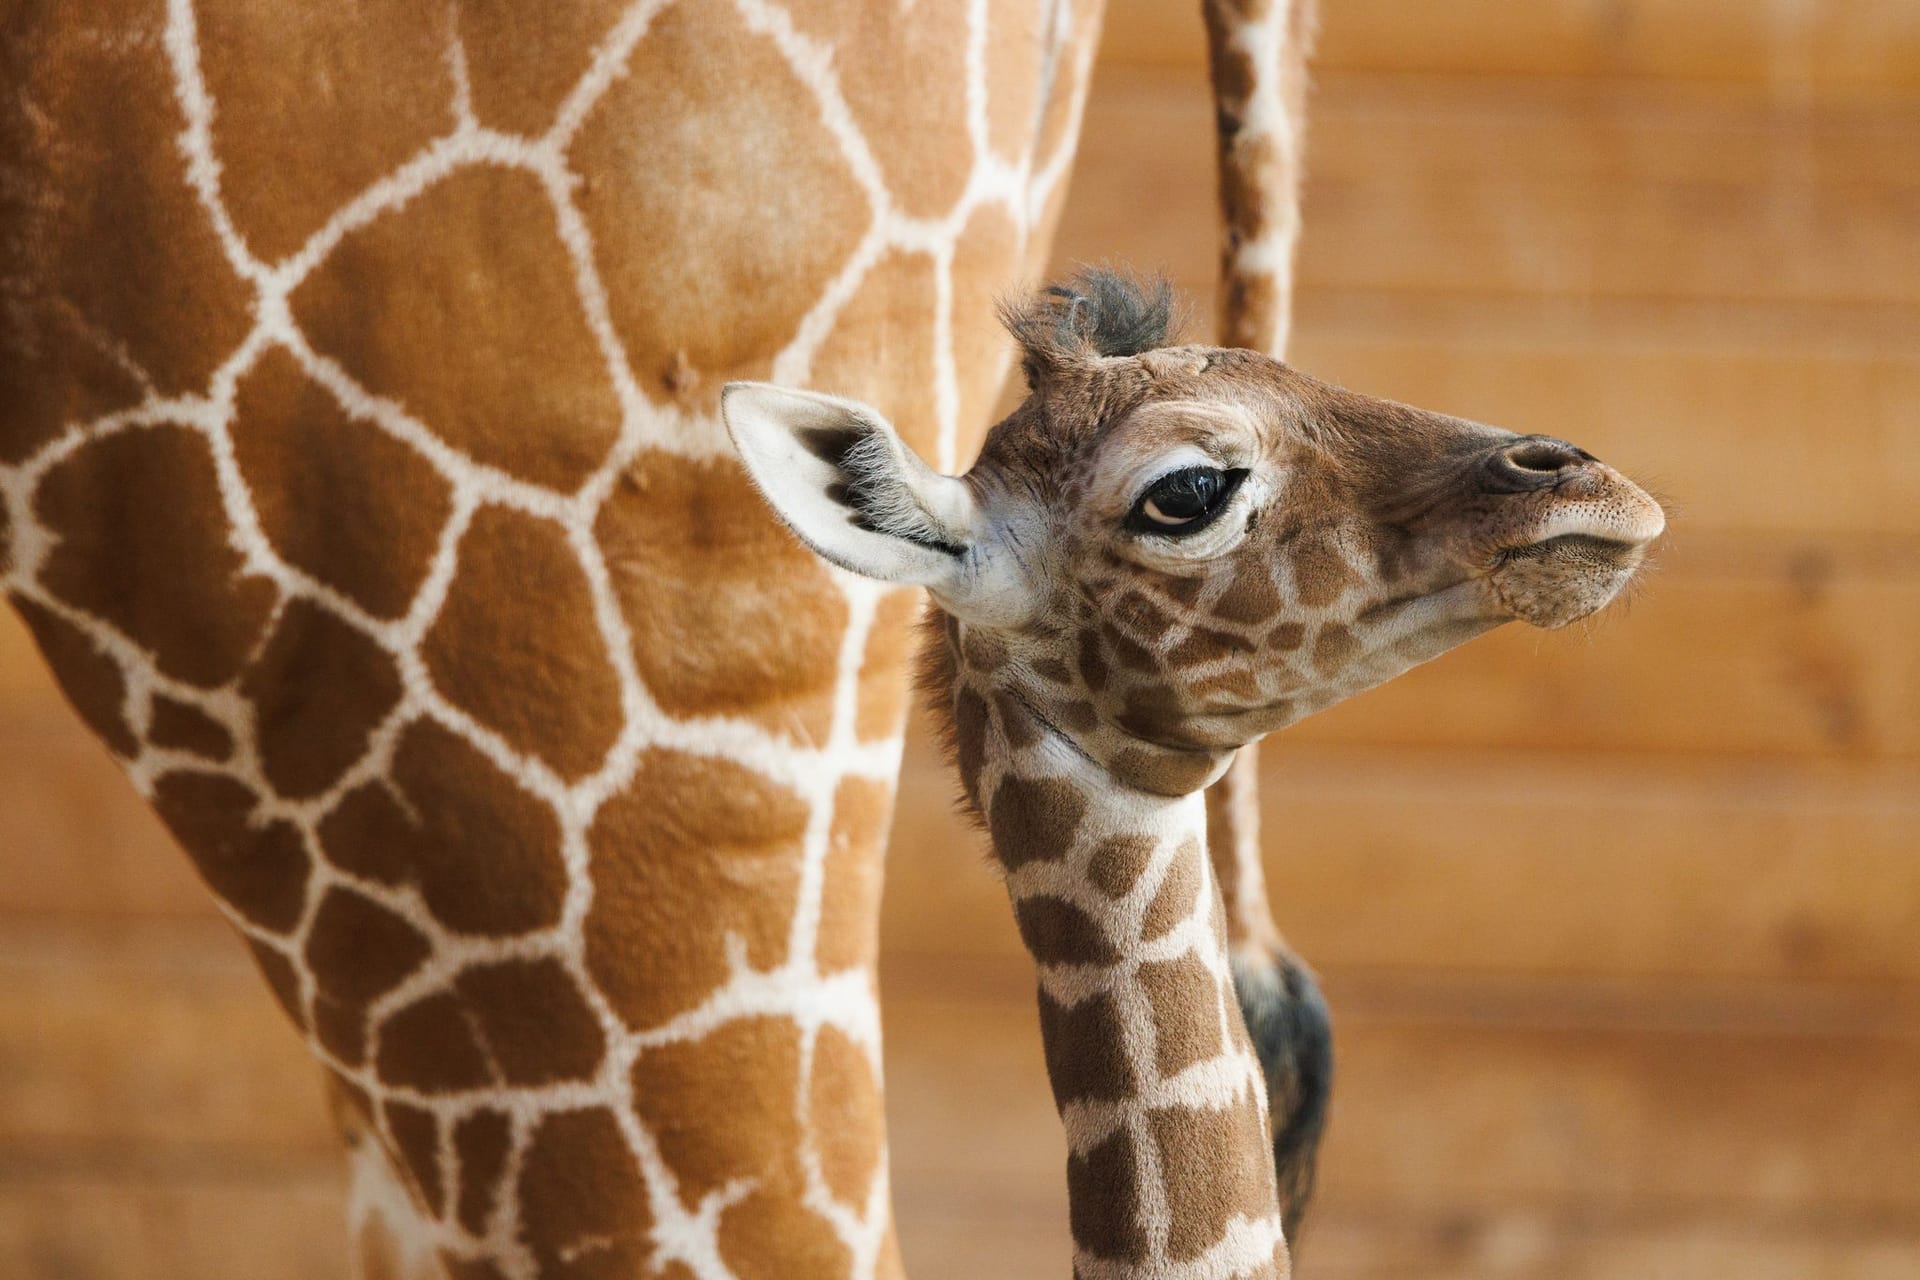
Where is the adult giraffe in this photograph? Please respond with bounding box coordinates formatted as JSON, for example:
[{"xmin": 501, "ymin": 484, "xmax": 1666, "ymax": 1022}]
[{"xmin": 0, "ymin": 1, "xmax": 1320, "ymax": 1277}]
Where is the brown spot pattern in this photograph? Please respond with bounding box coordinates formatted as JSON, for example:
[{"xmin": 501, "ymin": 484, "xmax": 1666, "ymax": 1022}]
[
  {"xmin": 152, "ymin": 772, "xmax": 310, "ymax": 933},
  {"xmin": 455, "ymin": 1108, "xmax": 512, "ymax": 1236},
  {"xmin": 819, "ymin": 776, "xmax": 892, "ymax": 972},
  {"xmin": 455, "ymin": 957, "xmax": 606, "ymax": 1086},
  {"xmin": 987, "ymin": 775, "xmax": 1086, "ymax": 870},
  {"xmin": 809, "ymin": 1026, "xmax": 884, "ymax": 1208},
  {"xmin": 1088, "ymin": 834, "xmax": 1157, "ymax": 899},
  {"xmin": 1314, "ymin": 623, "xmax": 1361, "ymax": 675},
  {"xmin": 36, "ymin": 427, "xmax": 278, "ymax": 687},
  {"xmin": 1139, "ymin": 954, "xmax": 1225, "ymax": 1077},
  {"xmin": 306, "ymin": 887, "xmax": 430, "ymax": 1007},
  {"xmin": 587, "ymin": 749, "xmax": 806, "ymax": 1029},
  {"xmin": 630, "ymin": 1017, "xmax": 802, "ymax": 1205},
  {"xmin": 1067, "ymin": 1128, "xmax": 1147, "ymax": 1262},
  {"xmin": 244, "ymin": 601, "xmax": 402, "ymax": 799},
  {"xmin": 1016, "ymin": 896, "xmax": 1119, "ymax": 966},
  {"xmin": 293, "ymin": 165, "xmax": 621, "ymax": 491},
  {"xmin": 383, "ymin": 1099, "xmax": 444, "ymax": 1217},
  {"xmin": 1036, "ymin": 989, "xmax": 1134, "ymax": 1104},
  {"xmin": 376, "ymin": 992, "xmax": 493, "ymax": 1093},
  {"xmin": 1151, "ymin": 1093, "xmax": 1278, "ymax": 1260},
  {"xmin": 519, "ymin": 1109, "xmax": 653, "ymax": 1276},
  {"xmin": 148, "ymin": 696, "xmax": 232, "ymax": 761},
  {"xmin": 425, "ymin": 505, "xmax": 622, "ymax": 780},
  {"xmin": 599, "ymin": 455, "xmax": 845, "ymax": 744},
  {"xmin": 1142, "ymin": 841, "xmax": 1203, "ymax": 941},
  {"xmin": 319, "ymin": 719, "xmax": 566, "ymax": 936},
  {"xmin": 231, "ymin": 348, "xmax": 452, "ymax": 620},
  {"xmin": 11, "ymin": 596, "xmax": 135, "ymax": 756}
]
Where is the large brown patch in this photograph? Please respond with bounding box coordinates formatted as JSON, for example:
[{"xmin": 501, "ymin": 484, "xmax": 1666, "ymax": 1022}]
[
  {"xmin": 630, "ymin": 1016, "xmax": 804, "ymax": 1206},
  {"xmin": 424, "ymin": 504, "xmax": 622, "ymax": 780},
  {"xmin": 987, "ymin": 775, "xmax": 1086, "ymax": 870},
  {"xmin": 598, "ymin": 454, "xmax": 845, "ymax": 744},
  {"xmin": 243, "ymin": 601, "xmax": 402, "ymax": 799},
  {"xmin": 318, "ymin": 718, "xmax": 567, "ymax": 936},
  {"xmin": 231, "ymin": 348, "xmax": 452, "ymax": 620},
  {"xmin": 1150, "ymin": 1091, "xmax": 1278, "ymax": 1260},
  {"xmin": 198, "ymin": 0, "xmax": 452, "ymax": 263},
  {"xmin": 151, "ymin": 772, "xmax": 310, "ymax": 933},
  {"xmin": 10, "ymin": 596, "xmax": 135, "ymax": 756},
  {"xmin": 808, "ymin": 1026, "xmax": 884, "ymax": 1209},
  {"xmin": 570, "ymin": 0, "xmax": 865, "ymax": 405},
  {"xmin": 818, "ymin": 776, "xmax": 892, "ymax": 972},
  {"xmin": 1036, "ymin": 989, "xmax": 1134, "ymax": 1105},
  {"xmin": 454, "ymin": 957, "xmax": 606, "ymax": 1086},
  {"xmin": 35, "ymin": 426, "xmax": 278, "ymax": 688},
  {"xmin": 293, "ymin": 165, "xmax": 621, "ymax": 491},
  {"xmin": 586, "ymin": 749, "xmax": 807, "ymax": 1029},
  {"xmin": 1138, "ymin": 954, "xmax": 1226, "ymax": 1078},
  {"xmin": 1066, "ymin": 1127, "xmax": 1147, "ymax": 1263},
  {"xmin": 518, "ymin": 1108, "xmax": 654, "ymax": 1277}
]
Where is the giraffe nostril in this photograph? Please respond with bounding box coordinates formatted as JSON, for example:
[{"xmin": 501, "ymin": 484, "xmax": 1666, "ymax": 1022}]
[
  {"xmin": 1484, "ymin": 437, "xmax": 1592, "ymax": 492},
  {"xmin": 1504, "ymin": 439, "xmax": 1586, "ymax": 473}
]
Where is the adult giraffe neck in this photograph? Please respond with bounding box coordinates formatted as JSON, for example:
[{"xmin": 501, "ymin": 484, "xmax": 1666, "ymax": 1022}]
[{"xmin": 933, "ymin": 623, "xmax": 1290, "ymax": 1279}]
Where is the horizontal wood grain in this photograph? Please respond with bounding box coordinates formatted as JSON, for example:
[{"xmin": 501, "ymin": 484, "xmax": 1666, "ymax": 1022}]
[
  {"xmin": 884, "ymin": 740, "xmax": 1920, "ymax": 985},
  {"xmin": 1058, "ymin": 71, "xmax": 1920, "ymax": 308},
  {"xmin": 1099, "ymin": 0, "xmax": 1920, "ymax": 97}
]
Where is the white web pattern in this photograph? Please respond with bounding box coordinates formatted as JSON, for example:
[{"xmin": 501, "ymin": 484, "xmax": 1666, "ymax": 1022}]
[{"xmin": 0, "ymin": 0, "xmax": 1101, "ymax": 1276}]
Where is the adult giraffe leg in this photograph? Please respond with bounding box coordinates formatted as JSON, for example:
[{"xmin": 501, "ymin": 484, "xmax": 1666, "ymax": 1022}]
[{"xmin": 1199, "ymin": 0, "xmax": 1332, "ymax": 1239}]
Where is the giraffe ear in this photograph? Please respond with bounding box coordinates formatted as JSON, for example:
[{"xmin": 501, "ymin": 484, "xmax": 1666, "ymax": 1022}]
[{"xmin": 723, "ymin": 382, "xmax": 982, "ymax": 592}]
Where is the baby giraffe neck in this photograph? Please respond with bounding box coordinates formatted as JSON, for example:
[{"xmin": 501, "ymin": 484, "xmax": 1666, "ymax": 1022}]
[{"xmin": 942, "ymin": 634, "xmax": 1289, "ymax": 1278}]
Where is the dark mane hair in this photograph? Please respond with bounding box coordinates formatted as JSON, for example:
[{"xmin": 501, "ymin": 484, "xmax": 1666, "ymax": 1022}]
[{"xmin": 999, "ymin": 267, "xmax": 1179, "ymax": 387}]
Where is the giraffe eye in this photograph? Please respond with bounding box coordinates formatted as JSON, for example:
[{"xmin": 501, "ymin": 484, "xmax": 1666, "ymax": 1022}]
[{"xmin": 1128, "ymin": 467, "xmax": 1247, "ymax": 535}]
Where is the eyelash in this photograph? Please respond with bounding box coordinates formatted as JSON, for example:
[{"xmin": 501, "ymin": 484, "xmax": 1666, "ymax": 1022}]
[{"xmin": 1124, "ymin": 467, "xmax": 1249, "ymax": 537}]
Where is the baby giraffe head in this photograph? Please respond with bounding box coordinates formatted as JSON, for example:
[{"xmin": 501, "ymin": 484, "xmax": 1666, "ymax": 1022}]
[{"xmin": 725, "ymin": 270, "xmax": 1664, "ymax": 797}]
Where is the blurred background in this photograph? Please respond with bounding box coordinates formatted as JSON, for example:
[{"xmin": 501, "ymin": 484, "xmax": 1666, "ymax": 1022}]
[{"xmin": 3, "ymin": 1, "xmax": 1916, "ymax": 1276}]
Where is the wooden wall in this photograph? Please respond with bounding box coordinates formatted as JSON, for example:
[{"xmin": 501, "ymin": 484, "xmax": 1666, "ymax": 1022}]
[{"xmin": 3, "ymin": 2, "xmax": 1917, "ymax": 1276}]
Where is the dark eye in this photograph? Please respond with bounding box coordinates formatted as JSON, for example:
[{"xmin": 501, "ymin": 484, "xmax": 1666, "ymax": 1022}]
[{"xmin": 1126, "ymin": 466, "xmax": 1248, "ymax": 535}]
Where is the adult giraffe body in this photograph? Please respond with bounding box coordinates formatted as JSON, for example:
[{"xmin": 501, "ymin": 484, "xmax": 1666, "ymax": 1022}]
[{"xmin": 0, "ymin": 1, "xmax": 1318, "ymax": 1277}]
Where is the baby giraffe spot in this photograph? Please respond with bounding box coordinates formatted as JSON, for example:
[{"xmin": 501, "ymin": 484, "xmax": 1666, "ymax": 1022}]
[
  {"xmin": 519, "ymin": 1109, "xmax": 653, "ymax": 1276},
  {"xmin": 1150, "ymin": 1093, "xmax": 1279, "ymax": 1260},
  {"xmin": 1100, "ymin": 621, "xmax": 1159, "ymax": 675},
  {"xmin": 1141, "ymin": 840, "xmax": 1203, "ymax": 941},
  {"xmin": 1055, "ymin": 699, "xmax": 1101, "ymax": 732},
  {"xmin": 1266, "ymin": 621, "xmax": 1305, "ymax": 651},
  {"xmin": 1313, "ymin": 623, "xmax": 1362, "ymax": 676},
  {"xmin": 1214, "ymin": 565, "xmax": 1282, "ymax": 625},
  {"xmin": 1037, "ymin": 989, "xmax": 1136, "ymax": 1104},
  {"xmin": 1139, "ymin": 954, "xmax": 1226, "ymax": 1077},
  {"xmin": 1088, "ymin": 833, "xmax": 1157, "ymax": 899},
  {"xmin": 987, "ymin": 775, "xmax": 1086, "ymax": 870},
  {"xmin": 1075, "ymin": 628, "xmax": 1109, "ymax": 693},
  {"xmin": 1190, "ymin": 668, "xmax": 1261, "ymax": 702},
  {"xmin": 1030, "ymin": 656, "xmax": 1075, "ymax": 684},
  {"xmin": 1160, "ymin": 573, "xmax": 1207, "ymax": 606},
  {"xmin": 951, "ymin": 687, "xmax": 990, "ymax": 794},
  {"xmin": 1016, "ymin": 896, "xmax": 1120, "ymax": 966},
  {"xmin": 1066, "ymin": 1128, "xmax": 1147, "ymax": 1263},
  {"xmin": 1110, "ymin": 747, "xmax": 1221, "ymax": 798},
  {"xmin": 1116, "ymin": 589, "xmax": 1172, "ymax": 633},
  {"xmin": 152, "ymin": 772, "xmax": 310, "ymax": 933},
  {"xmin": 1289, "ymin": 533, "xmax": 1361, "ymax": 608},
  {"xmin": 1167, "ymin": 625, "xmax": 1256, "ymax": 669},
  {"xmin": 960, "ymin": 624, "xmax": 1009, "ymax": 672},
  {"xmin": 991, "ymin": 690, "xmax": 1040, "ymax": 749}
]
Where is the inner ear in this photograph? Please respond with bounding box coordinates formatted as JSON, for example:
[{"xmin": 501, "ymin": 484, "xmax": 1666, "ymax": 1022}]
[{"xmin": 722, "ymin": 382, "xmax": 979, "ymax": 589}]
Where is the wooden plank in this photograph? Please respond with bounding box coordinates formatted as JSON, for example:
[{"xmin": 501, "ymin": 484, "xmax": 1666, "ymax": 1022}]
[
  {"xmin": 884, "ymin": 740, "xmax": 1920, "ymax": 985},
  {"xmin": 1099, "ymin": 0, "xmax": 1920, "ymax": 98},
  {"xmin": 1287, "ymin": 293, "xmax": 1920, "ymax": 539},
  {"xmin": 1057, "ymin": 71, "xmax": 1920, "ymax": 308},
  {"xmin": 0, "ymin": 922, "xmax": 336, "ymax": 1152},
  {"xmin": 881, "ymin": 991, "xmax": 1920, "ymax": 1219},
  {"xmin": 0, "ymin": 1175, "xmax": 346, "ymax": 1280}
]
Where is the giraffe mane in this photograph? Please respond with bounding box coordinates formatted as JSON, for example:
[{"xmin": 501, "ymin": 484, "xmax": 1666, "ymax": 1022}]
[{"xmin": 1000, "ymin": 266, "xmax": 1181, "ymax": 388}]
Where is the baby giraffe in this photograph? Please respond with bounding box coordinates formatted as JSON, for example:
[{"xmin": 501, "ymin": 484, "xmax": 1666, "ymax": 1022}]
[{"xmin": 724, "ymin": 271, "xmax": 1664, "ymax": 1279}]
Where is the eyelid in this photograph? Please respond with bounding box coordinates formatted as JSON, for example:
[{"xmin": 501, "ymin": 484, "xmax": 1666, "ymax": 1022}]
[{"xmin": 1123, "ymin": 466, "xmax": 1248, "ymax": 538}]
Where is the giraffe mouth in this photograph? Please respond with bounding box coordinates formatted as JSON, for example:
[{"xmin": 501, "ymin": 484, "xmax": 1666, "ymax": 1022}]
[{"xmin": 1490, "ymin": 531, "xmax": 1653, "ymax": 629}]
